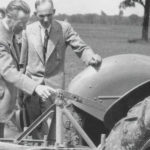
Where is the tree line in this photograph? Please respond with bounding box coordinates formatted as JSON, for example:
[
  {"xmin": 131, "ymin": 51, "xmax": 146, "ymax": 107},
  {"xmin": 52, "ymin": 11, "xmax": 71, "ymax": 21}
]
[
  {"xmin": 54, "ymin": 13, "xmax": 143, "ymax": 26},
  {"xmin": 29, "ymin": 12, "xmax": 143, "ymax": 26},
  {"xmin": 28, "ymin": 0, "xmax": 150, "ymax": 41}
]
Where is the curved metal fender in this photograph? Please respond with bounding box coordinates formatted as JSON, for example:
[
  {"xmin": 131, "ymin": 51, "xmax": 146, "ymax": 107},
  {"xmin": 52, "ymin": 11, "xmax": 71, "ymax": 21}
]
[
  {"xmin": 104, "ymin": 80, "xmax": 150, "ymax": 130},
  {"xmin": 68, "ymin": 54, "xmax": 150, "ymax": 121}
]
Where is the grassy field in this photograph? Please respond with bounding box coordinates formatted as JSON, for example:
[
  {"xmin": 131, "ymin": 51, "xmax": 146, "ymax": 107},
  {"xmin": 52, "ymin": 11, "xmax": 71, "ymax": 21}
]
[{"xmin": 65, "ymin": 23, "xmax": 150, "ymax": 88}]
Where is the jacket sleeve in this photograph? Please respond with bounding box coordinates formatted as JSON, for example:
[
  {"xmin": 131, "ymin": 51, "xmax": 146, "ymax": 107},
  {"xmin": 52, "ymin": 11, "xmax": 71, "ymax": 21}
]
[
  {"xmin": 0, "ymin": 41, "xmax": 38, "ymax": 95},
  {"xmin": 64, "ymin": 22, "xmax": 96, "ymax": 65}
]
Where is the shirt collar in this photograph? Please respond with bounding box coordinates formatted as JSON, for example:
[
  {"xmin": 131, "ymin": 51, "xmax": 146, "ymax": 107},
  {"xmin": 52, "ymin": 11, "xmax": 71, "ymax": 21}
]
[
  {"xmin": 2, "ymin": 19, "xmax": 10, "ymax": 31},
  {"xmin": 2, "ymin": 19, "xmax": 14, "ymax": 40},
  {"xmin": 39, "ymin": 23, "xmax": 51, "ymax": 32}
]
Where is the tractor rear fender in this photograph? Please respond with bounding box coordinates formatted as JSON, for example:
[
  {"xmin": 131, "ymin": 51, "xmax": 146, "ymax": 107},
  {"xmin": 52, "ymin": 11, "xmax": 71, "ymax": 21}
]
[
  {"xmin": 104, "ymin": 80, "xmax": 150, "ymax": 130},
  {"xmin": 68, "ymin": 54, "xmax": 150, "ymax": 122}
]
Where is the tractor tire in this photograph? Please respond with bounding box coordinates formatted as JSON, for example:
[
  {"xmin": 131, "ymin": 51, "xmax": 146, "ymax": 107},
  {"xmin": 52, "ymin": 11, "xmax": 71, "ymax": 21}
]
[{"xmin": 103, "ymin": 96, "xmax": 150, "ymax": 150}]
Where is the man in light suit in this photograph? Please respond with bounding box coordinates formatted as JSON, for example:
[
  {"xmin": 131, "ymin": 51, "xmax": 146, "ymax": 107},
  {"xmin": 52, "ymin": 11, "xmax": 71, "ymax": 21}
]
[
  {"xmin": 0, "ymin": 0, "xmax": 55, "ymax": 137},
  {"xmin": 20, "ymin": 0, "xmax": 102, "ymax": 144}
]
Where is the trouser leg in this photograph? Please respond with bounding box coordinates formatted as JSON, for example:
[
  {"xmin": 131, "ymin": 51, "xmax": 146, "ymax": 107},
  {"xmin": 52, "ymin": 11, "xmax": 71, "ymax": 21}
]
[
  {"xmin": 0, "ymin": 123, "xmax": 4, "ymax": 137},
  {"xmin": 24, "ymin": 94, "xmax": 43, "ymax": 139},
  {"xmin": 4, "ymin": 118, "xmax": 21, "ymax": 138},
  {"xmin": 47, "ymin": 113, "xmax": 56, "ymax": 145},
  {"xmin": 25, "ymin": 94, "xmax": 54, "ymax": 140},
  {"xmin": 40, "ymin": 97, "xmax": 55, "ymax": 143}
]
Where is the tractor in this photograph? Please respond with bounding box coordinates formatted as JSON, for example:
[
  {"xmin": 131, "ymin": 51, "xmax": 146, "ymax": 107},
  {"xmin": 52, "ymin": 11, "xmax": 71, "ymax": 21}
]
[{"xmin": 1, "ymin": 53, "xmax": 150, "ymax": 150}]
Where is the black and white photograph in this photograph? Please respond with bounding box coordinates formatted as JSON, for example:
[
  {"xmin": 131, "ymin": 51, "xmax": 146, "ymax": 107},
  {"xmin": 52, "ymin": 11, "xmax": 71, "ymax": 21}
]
[{"xmin": 0, "ymin": 0, "xmax": 149, "ymax": 149}]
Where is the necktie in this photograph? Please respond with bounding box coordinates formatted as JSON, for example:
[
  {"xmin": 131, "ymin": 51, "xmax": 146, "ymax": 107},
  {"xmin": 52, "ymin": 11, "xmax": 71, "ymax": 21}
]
[
  {"xmin": 43, "ymin": 29, "xmax": 49, "ymax": 62},
  {"xmin": 12, "ymin": 35, "xmax": 20, "ymax": 70}
]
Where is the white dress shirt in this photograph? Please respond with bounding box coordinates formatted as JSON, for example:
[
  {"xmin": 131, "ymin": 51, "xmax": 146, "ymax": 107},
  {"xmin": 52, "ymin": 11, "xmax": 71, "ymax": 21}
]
[{"xmin": 40, "ymin": 24, "xmax": 51, "ymax": 45}]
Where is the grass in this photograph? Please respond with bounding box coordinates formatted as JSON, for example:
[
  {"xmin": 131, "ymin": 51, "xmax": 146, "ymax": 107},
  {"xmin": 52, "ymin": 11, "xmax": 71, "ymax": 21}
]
[{"xmin": 65, "ymin": 24, "xmax": 150, "ymax": 88}]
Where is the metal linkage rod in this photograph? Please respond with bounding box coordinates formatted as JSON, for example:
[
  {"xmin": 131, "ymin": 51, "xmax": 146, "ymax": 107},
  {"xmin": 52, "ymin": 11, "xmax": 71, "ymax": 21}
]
[
  {"xmin": 55, "ymin": 98, "xmax": 63, "ymax": 146},
  {"xmin": 15, "ymin": 104, "xmax": 55, "ymax": 144}
]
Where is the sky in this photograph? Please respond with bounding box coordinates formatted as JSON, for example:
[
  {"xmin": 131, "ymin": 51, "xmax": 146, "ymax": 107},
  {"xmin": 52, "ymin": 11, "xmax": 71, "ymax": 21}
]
[{"xmin": 0, "ymin": 0, "xmax": 144, "ymax": 16}]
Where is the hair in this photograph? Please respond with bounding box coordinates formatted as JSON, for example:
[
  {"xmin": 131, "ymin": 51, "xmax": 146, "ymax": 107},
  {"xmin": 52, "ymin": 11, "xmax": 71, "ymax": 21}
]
[
  {"xmin": 6, "ymin": 0, "xmax": 30, "ymax": 18},
  {"xmin": 35, "ymin": 0, "xmax": 54, "ymax": 9}
]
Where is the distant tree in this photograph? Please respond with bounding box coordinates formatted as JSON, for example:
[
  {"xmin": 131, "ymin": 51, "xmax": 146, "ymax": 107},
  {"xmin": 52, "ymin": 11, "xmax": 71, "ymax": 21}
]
[
  {"xmin": 129, "ymin": 14, "xmax": 141, "ymax": 25},
  {"xmin": 100, "ymin": 10, "xmax": 108, "ymax": 24},
  {"xmin": 101, "ymin": 10, "xmax": 107, "ymax": 16},
  {"xmin": 120, "ymin": 0, "xmax": 150, "ymax": 41},
  {"xmin": 119, "ymin": 10, "xmax": 124, "ymax": 17}
]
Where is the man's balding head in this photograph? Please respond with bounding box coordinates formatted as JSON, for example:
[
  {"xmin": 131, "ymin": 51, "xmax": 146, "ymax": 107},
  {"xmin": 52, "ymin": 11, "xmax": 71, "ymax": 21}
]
[
  {"xmin": 35, "ymin": 0, "xmax": 54, "ymax": 10},
  {"xmin": 35, "ymin": 0, "xmax": 55, "ymax": 28}
]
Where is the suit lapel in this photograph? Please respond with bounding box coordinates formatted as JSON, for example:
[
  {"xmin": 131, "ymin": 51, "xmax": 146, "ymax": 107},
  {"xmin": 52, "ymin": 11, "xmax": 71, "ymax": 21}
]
[
  {"xmin": 0, "ymin": 21, "xmax": 19, "ymax": 65},
  {"xmin": 32, "ymin": 21, "xmax": 59, "ymax": 64},
  {"xmin": 10, "ymin": 41, "xmax": 19, "ymax": 63},
  {"xmin": 46, "ymin": 21, "xmax": 59, "ymax": 62},
  {"xmin": 33, "ymin": 23, "xmax": 45, "ymax": 64}
]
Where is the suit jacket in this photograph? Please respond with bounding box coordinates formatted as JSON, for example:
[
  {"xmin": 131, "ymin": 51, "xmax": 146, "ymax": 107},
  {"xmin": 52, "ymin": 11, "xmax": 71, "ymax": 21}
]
[
  {"xmin": 20, "ymin": 20, "xmax": 95, "ymax": 89},
  {"xmin": 0, "ymin": 21, "xmax": 38, "ymax": 122}
]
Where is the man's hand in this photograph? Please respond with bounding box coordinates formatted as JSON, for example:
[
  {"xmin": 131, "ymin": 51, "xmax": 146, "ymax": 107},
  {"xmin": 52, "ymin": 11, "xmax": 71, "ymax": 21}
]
[
  {"xmin": 88, "ymin": 54, "xmax": 102, "ymax": 66},
  {"xmin": 35, "ymin": 85, "xmax": 56, "ymax": 101}
]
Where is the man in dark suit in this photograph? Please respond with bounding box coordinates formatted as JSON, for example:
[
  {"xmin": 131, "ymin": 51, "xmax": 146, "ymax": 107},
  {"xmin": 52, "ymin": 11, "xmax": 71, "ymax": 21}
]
[
  {"xmin": 0, "ymin": 0, "xmax": 55, "ymax": 137},
  {"xmin": 20, "ymin": 0, "xmax": 102, "ymax": 144}
]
